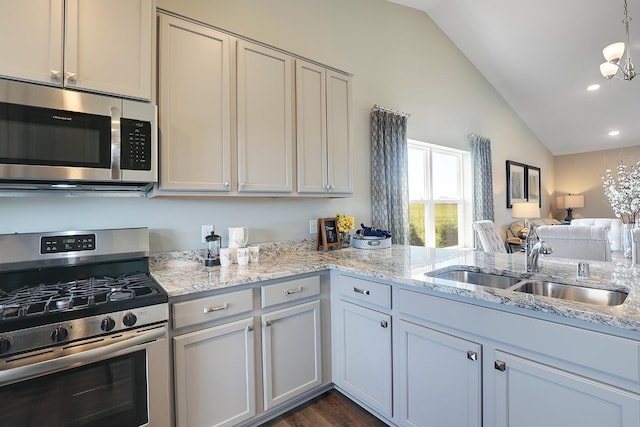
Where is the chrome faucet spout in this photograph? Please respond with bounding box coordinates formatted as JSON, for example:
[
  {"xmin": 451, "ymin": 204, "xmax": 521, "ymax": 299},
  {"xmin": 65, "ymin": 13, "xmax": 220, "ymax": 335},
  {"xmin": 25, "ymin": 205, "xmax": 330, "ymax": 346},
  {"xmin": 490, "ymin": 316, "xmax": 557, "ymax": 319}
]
[{"xmin": 527, "ymin": 239, "xmax": 553, "ymax": 273}]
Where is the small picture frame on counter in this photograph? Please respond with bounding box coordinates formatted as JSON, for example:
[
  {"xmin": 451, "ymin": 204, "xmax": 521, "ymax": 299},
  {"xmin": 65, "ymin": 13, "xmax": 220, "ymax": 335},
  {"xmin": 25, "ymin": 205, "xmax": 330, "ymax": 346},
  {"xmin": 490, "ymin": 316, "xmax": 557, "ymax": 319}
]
[{"xmin": 317, "ymin": 217, "xmax": 341, "ymax": 251}]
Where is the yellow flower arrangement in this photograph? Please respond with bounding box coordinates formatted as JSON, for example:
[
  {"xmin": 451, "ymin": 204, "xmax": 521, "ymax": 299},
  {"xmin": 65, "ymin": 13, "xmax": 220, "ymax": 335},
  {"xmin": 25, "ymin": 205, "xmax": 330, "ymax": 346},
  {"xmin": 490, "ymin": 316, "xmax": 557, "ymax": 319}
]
[{"xmin": 336, "ymin": 212, "xmax": 355, "ymax": 234}]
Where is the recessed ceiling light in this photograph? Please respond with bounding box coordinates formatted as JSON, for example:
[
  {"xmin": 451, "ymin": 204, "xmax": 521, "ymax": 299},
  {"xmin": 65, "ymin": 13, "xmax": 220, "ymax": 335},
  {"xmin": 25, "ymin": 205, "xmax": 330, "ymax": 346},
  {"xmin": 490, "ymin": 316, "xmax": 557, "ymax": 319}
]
[
  {"xmin": 587, "ymin": 84, "xmax": 601, "ymax": 91},
  {"xmin": 609, "ymin": 130, "xmax": 620, "ymax": 136}
]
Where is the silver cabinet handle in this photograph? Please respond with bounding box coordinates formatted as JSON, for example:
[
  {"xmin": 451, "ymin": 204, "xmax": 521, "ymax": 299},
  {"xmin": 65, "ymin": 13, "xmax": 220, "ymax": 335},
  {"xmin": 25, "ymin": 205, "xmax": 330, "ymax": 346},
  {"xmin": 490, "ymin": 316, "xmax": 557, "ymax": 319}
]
[
  {"xmin": 467, "ymin": 350, "xmax": 478, "ymax": 361},
  {"xmin": 494, "ymin": 360, "xmax": 506, "ymax": 371},
  {"xmin": 65, "ymin": 71, "xmax": 77, "ymax": 82},
  {"xmin": 353, "ymin": 287, "xmax": 370, "ymax": 295},
  {"xmin": 203, "ymin": 302, "xmax": 229, "ymax": 314},
  {"xmin": 247, "ymin": 325, "xmax": 254, "ymax": 332},
  {"xmin": 265, "ymin": 320, "xmax": 272, "ymax": 327},
  {"xmin": 284, "ymin": 286, "xmax": 303, "ymax": 295},
  {"xmin": 380, "ymin": 320, "xmax": 388, "ymax": 328},
  {"xmin": 50, "ymin": 69, "xmax": 61, "ymax": 80}
]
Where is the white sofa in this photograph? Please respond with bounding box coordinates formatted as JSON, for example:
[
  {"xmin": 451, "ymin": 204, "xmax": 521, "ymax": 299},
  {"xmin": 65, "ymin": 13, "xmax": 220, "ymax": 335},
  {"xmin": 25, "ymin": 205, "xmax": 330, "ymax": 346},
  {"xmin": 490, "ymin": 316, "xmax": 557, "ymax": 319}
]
[
  {"xmin": 537, "ymin": 225, "xmax": 612, "ymax": 262},
  {"xmin": 570, "ymin": 218, "xmax": 623, "ymax": 251}
]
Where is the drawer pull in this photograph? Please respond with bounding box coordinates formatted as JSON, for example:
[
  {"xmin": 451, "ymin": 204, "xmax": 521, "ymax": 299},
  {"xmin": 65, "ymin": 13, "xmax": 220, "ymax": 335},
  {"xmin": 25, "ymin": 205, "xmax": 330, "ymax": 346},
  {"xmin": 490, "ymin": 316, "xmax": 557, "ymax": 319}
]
[
  {"xmin": 467, "ymin": 350, "xmax": 478, "ymax": 361},
  {"xmin": 494, "ymin": 360, "xmax": 507, "ymax": 371},
  {"xmin": 380, "ymin": 320, "xmax": 388, "ymax": 328},
  {"xmin": 247, "ymin": 325, "xmax": 254, "ymax": 332},
  {"xmin": 203, "ymin": 303, "xmax": 229, "ymax": 314},
  {"xmin": 284, "ymin": 286, "xmax": 303, "ymax": 296},
  {"xmin": 353, "ymin": 287, "xmax": 370, "ymax": 295}
]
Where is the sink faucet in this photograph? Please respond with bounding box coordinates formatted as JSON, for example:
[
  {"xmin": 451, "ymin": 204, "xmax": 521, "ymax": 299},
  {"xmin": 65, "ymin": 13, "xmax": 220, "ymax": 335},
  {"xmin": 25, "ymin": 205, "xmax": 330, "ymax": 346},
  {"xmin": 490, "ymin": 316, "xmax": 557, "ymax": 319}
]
[{"xmin": 526, "ymin": 235, "xmax": 553, "ymax": 273}]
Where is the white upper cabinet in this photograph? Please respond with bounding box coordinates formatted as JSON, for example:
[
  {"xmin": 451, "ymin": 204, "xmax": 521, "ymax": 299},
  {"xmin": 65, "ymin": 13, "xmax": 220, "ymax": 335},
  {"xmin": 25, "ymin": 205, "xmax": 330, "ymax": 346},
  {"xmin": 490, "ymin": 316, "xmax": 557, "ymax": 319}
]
[
  {"xmin": 157, "ymin": 14, "xmax": 232, "ymax": 192},
  {"xmin": 296, "ymin": 61, "xmax": 353, "ymax": 194},
  {"xmin": 237, "ymin": 41, "xmax": 294, "ymax": 193},
  {"xmin": 326, "ymin": 70, "xmax": 354, "ymax": 194},
  {"xmin": 0, "ymin": 0, "xmax": 153, "ymax": 100},
  {"xmin": 0, "ymin": 0, "xmax": 64, "ymax": 85}
]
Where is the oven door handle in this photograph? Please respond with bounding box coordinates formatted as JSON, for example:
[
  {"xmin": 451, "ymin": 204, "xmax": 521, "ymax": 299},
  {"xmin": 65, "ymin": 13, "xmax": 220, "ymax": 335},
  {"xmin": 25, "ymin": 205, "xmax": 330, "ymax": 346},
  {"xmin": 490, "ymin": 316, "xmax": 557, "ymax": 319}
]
[{"xmin": 0, "ymin": 326, "xmax": 166, "ymax": 385}]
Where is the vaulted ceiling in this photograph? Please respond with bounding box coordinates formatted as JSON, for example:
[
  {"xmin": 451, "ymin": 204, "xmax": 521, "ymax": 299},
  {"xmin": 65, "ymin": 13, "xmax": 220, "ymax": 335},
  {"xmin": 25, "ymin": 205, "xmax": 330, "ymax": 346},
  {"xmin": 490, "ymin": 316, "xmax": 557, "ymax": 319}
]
[{"xmin": 388, "ymin": 0, "xmax": 640, "ymax": 155}]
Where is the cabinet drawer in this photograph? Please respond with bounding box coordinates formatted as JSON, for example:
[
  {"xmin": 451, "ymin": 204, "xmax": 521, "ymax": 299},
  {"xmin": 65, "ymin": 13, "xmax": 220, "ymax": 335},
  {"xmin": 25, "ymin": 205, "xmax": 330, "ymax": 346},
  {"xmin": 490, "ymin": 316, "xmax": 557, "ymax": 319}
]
[
  {"xmin": 173, "ymin": 288, "xmax": 254, "ymax": 329},
  {"xmin": 338, "ymin": 275, "xmax": 391, "ymax": 309},
  {"xmin": 261, "ymin": 276, "xmax": 320, "ymax": 308}
]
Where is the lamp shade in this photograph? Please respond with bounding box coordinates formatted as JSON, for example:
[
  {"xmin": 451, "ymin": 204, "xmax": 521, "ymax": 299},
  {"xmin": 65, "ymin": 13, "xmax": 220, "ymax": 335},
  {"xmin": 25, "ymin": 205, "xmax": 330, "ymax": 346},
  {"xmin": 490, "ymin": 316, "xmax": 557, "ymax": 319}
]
[
  {"xmin": 564, "ymin": 194, "xmax": 584, "ymax": 209},
  {"xmin": 603, "ymin": 42, "xmax": 625, "ymax": 62},
  {"xmin": 511, "ymin": 202, "xmax": 540, "ymax": 219},
  {"xmin": 600, "ymin": 61, "xmax": 619, "ymax": 78}
]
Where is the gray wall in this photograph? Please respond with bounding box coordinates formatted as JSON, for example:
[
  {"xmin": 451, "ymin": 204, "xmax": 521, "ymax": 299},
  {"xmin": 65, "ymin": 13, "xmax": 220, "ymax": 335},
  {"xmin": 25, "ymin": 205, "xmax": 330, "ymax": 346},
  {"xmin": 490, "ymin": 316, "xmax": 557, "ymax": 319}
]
[{"xmin": 1, "ymin": 0, "xmax": 553, "ymax": 252}]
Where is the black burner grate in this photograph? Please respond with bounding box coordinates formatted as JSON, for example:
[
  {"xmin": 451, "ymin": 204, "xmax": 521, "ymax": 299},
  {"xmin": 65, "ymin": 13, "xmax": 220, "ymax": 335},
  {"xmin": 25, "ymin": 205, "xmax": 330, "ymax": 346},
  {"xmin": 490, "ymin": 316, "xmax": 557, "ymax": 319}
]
[{"xmin": 0, "ymin": 273, "xmax": 160, "ymax": 321}]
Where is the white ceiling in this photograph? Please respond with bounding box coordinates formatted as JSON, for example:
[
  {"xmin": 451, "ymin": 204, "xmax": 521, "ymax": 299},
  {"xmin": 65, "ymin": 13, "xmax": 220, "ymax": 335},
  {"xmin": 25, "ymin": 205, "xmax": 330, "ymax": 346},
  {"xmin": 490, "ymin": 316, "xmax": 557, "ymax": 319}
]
[{"xmin": 388, "ymin": 0, "xmax": 640, "ymax": 156}]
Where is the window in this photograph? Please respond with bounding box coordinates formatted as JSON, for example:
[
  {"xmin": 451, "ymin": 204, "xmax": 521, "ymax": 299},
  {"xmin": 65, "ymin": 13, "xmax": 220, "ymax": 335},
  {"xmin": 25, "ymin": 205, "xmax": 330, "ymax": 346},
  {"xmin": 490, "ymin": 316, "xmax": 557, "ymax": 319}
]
[{"xmin": 408, "ymin": 140, "xmax": 471, "ymax": 248}]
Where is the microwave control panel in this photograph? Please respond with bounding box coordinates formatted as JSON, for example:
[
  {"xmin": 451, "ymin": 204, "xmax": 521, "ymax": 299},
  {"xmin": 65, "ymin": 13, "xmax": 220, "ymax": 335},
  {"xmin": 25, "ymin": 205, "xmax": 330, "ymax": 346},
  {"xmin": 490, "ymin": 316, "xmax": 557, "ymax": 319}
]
[{"xmin": 120, "ymin": 118, "xmax": 152, "ymax": 171}]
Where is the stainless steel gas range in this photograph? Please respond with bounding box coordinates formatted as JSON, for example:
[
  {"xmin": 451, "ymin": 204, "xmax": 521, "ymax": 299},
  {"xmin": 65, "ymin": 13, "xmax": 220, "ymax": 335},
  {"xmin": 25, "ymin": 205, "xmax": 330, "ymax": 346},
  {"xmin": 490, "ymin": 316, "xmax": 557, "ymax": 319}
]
[{"xmin": 0, "ymin": 227, "xmax": 170, "ymax": 426}]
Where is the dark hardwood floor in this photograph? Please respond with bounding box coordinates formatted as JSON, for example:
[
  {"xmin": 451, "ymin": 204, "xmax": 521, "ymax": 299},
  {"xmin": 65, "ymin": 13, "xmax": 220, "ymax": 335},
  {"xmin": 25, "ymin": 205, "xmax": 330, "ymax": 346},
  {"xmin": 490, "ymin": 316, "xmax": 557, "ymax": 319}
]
[{"xmin": 261, "ymin": 389, "xmax": 389, "ymax": 427}]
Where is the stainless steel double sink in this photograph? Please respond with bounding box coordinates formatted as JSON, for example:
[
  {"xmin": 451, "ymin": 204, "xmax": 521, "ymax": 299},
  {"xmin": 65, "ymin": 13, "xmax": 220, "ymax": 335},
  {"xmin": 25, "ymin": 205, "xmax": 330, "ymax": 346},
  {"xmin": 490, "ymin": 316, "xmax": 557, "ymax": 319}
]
[{"xmin": 426, "ymin": 268, "xmax": 628, "ymax": 307}]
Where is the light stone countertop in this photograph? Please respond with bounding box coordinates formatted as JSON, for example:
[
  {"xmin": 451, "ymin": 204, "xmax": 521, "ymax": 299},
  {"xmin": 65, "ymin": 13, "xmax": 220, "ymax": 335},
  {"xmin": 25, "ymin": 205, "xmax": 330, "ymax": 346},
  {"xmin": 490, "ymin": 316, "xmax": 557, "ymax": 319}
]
[{"xmin": 150, "ymin": 240, "xmax": 640, "ymax": 334}]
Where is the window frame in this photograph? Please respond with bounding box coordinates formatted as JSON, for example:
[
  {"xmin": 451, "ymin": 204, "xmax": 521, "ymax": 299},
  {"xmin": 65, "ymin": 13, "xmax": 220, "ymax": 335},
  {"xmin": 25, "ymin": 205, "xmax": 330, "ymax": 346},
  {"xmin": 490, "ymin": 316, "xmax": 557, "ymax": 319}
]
[{"xmin": 408, "ymin": 139, "xmax": 472, "ymax": 248}]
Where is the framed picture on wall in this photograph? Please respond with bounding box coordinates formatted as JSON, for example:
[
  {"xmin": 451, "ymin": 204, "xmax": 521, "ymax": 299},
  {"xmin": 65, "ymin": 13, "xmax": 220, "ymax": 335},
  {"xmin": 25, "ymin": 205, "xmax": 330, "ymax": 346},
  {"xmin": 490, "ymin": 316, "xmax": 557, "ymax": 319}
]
[
  {"xmin": 506, "ymin": 160, "xmax": 527, "ymax": 208},
  {"xmin": 527, "ymin": 166, "xmax": 541, "ymax": 208}
]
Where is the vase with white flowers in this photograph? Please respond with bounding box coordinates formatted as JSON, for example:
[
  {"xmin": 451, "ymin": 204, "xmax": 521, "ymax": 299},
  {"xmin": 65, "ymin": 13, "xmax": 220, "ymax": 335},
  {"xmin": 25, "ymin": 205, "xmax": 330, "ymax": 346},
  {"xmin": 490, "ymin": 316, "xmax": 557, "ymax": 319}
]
[{"xmin": 601, "ymin": 161, "xmax": 640, "ymax": 257}]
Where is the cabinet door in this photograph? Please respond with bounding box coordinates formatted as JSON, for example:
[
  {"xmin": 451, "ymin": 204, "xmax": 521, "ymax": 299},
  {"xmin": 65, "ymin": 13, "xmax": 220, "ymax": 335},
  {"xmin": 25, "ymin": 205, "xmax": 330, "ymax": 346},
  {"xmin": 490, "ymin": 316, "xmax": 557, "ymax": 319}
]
[
  {"xmin": 296, "ymin": 60, "xmax": 328, "ymax": 193},
  {"xmin": 65, "ymin": 0, "xmax": 153, "ymax": 99},
  {"xmin": 398, "ymin": 320, "xmax": 481, "ymax": 427},
  {"xmin": 337, "ymin": 300, "xmax": 392, "ymax": 417},
  {"xmin": 158, "ymin": 14, "xmax": 232, "ymax": 192},
  {"xmin": 237, "ymin": 40, "xmax": 294, "ymax": 193},
  {"xmin": 174, "ymin": 317, "xmax": 256, "ymax": 427},
  {"xmin": 494, "ymin": 351, "xmax": 640, "ymax": 427},
  {"xmin": 326, "ymin": 70, "xmax": 353, "ymax": 194},
  {"xmin": 0, "ymin": 0, "xmax": 64, "ymax": 85},
  {"xmin": 262, "ymin": 300, "xmax": 322, "ymax": 410}
]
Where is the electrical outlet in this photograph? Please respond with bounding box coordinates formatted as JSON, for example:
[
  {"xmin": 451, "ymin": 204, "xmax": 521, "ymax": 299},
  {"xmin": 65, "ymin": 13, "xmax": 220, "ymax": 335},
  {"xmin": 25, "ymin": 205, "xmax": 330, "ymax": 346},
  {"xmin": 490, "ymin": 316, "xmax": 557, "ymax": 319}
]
[
  {"xmin": 309, "ymin": 219, "xmax": 318, "ymax": 235},
  {"xmin": 201, "ymin": 225, "xmax": 214, "ymax": 243}
]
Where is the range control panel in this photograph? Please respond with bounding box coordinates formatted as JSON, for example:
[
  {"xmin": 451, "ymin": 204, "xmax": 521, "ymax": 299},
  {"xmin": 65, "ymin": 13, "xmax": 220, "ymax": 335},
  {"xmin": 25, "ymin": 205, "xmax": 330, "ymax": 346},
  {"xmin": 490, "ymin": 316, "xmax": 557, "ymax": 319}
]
[{"xmin": 41, "ymin": 233, "xmax": 96, "ymax": 254}]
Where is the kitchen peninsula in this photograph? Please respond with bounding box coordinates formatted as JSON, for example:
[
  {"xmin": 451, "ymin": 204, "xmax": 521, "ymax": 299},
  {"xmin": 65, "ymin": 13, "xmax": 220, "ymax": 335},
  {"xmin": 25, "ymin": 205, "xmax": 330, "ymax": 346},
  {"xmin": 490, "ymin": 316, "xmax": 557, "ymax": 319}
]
[{"xmin": 152, "ymin": 243, "xmax": 640, "ymax": 427}]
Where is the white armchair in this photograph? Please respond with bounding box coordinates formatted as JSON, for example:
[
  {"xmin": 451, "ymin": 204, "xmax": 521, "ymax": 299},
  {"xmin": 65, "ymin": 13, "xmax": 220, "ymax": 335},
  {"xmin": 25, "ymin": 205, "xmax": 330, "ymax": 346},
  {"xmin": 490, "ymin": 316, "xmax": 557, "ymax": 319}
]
[
  {"xmin": 472, "ymin": 220, "xmax": 507, "ymax": 254},
  {"xmin": 536, "ymin": 225, "xmax": 611, "ymax": 261},
  {"xmin": 570, "ymin": 218, "xmax": 623, "ymax": 251}
]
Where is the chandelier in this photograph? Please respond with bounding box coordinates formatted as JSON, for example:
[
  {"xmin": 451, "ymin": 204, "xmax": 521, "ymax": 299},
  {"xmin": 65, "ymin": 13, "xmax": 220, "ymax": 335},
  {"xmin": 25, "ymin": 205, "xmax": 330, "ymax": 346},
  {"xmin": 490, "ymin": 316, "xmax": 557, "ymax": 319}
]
[{"xmin": 600, "ymin": 0, "xmax": 636, "ymax": 81}]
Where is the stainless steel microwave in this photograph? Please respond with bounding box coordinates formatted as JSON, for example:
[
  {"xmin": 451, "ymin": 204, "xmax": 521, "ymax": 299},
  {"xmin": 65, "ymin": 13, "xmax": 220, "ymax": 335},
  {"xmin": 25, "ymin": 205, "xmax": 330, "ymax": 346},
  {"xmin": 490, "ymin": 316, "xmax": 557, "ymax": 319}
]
[{"xmin": 0, "ymin": 80, "xmax": 157, "ymax": 194}]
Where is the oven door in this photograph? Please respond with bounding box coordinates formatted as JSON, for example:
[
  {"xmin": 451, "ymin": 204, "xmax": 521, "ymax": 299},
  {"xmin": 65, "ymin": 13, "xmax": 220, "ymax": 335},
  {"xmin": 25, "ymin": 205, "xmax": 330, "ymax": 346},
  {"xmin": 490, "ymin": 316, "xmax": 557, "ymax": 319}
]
[{"xmin": 0, "ymin": 324, "xmax": 170, "ymax": 427}]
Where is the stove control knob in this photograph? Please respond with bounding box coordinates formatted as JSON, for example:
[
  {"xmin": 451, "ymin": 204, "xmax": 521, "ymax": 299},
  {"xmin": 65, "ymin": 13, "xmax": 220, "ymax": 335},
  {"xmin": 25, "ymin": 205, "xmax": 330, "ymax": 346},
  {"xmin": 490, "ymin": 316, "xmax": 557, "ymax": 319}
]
[
  {"xmin": 123, "ymin": 312, "xmax": 137, "ymax": 327},
  {"xmin": 51, "ymin": 326, "xmax": 68, "ymax": 343},
  {"xmin": 101, "ymin": 317, "xmax": 116, "ymax": 332},
  {"xmin": 0, "ymin": 337, "xmax": 11, "ymax": 354}
]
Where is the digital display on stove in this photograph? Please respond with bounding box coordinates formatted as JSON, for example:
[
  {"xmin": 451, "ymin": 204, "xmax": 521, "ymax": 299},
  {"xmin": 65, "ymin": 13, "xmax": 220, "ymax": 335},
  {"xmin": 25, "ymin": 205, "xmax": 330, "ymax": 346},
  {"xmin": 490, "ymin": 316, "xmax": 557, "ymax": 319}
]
[{"xmin": 41, "ymin": 233, "xmax": 96, "ymax": 254}]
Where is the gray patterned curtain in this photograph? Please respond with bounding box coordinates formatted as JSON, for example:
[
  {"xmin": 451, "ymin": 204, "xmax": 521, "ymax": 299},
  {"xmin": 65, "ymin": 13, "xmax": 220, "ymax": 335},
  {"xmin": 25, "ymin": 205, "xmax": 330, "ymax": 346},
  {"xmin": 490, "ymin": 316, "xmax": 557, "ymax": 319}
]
[
  {"xmin": 469, "ymin": 134, "xmax": 495, "ymax": 221},
  {"xmin": 371, "ymin": 107, "xmax": 409, "ymax": 244}
]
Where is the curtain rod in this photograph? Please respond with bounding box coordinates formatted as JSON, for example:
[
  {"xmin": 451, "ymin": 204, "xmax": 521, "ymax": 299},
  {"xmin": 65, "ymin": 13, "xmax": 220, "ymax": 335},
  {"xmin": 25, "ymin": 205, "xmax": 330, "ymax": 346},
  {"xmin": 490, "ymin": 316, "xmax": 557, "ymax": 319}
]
[{"xmin": 372, "ymin": 104, "xmax": 411, "ymax": 117}]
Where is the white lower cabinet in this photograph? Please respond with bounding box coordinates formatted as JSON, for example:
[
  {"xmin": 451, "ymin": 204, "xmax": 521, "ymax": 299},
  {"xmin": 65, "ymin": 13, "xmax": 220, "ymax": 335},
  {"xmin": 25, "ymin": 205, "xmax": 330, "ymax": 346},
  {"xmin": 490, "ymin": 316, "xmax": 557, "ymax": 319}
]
[
  {"xmin": 493, "ymin": 351, "xmax": 640, "ymax": 427},
  {"xmin": 335, "ymin": 299, "xmax": 393, "ymax": 418},
  {"xmin": 173, "ymin": 317, "xmax": 256, "ymax": 427},
  {"xmin": 262, "ymin": 299, "xmax": 322, "ymax": 410},
  {"xmin": 398, "ymin": 320, "xmax": 481, "ymax": 427},
  {"xmin": 398, "ymin": 288, "xmax": 640, "ymax": 427}
]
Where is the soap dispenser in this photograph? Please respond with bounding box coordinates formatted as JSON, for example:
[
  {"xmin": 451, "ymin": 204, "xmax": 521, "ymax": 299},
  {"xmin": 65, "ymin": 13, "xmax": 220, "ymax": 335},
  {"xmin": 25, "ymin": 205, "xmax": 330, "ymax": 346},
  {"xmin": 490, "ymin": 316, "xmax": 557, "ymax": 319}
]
[{"xmin": 204, "ymin": 229, "xmax": 221, "ymax": 266}]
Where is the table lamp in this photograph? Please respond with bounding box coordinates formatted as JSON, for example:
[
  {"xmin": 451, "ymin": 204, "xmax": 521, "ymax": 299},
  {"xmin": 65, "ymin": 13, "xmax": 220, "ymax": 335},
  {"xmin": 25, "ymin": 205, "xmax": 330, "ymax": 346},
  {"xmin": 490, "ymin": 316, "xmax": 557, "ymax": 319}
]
[
  {"xmin": 557, "ymin": 194, "xmax": 584, "ymax": 222},
  {"xmin": 512, "ymin": 202, "xmax": 541, "ymax": 237}
]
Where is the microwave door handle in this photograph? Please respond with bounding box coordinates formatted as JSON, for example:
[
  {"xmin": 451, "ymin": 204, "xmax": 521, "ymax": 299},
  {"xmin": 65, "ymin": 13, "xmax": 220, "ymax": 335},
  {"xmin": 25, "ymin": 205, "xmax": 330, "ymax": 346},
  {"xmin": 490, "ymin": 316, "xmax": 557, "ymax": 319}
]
[
  {"xmin": 110, "ymin": 106, "xmax": 122, "ymax": 180},
  {"xmin": 0, "ymin": 326, "xmax": 165, "ymax": 385}
]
